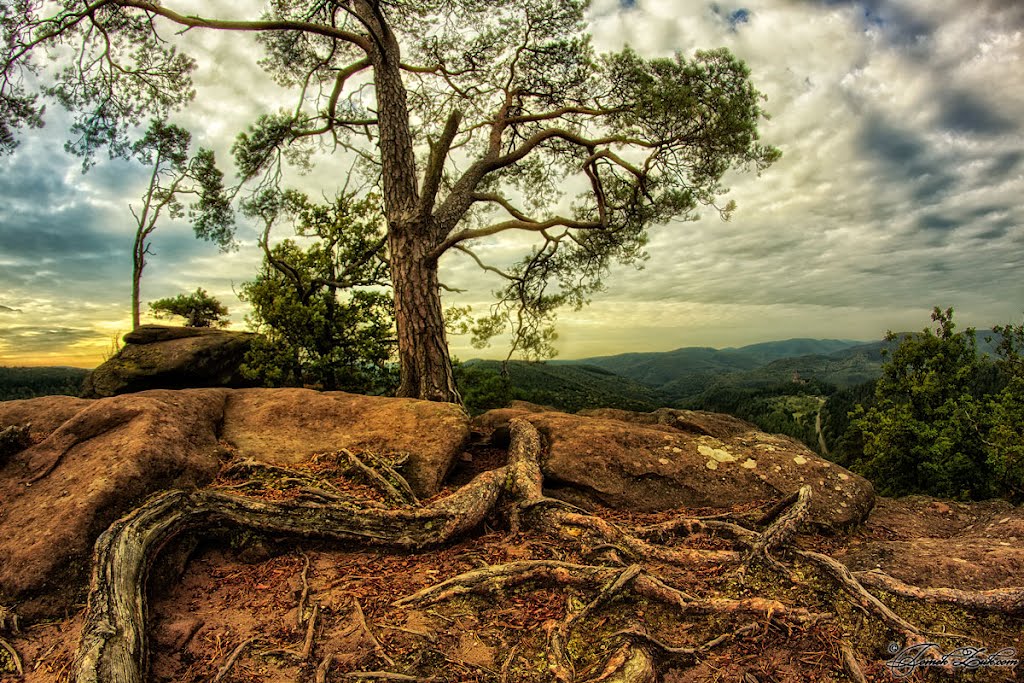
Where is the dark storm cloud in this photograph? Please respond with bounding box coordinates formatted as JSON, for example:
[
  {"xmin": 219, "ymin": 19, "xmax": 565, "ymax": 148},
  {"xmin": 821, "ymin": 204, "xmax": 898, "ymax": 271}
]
[
  {"xmin": 989, "ymin": 151, "xmax": 1024, "ymax": 177},
  {"xmin": 860, "ymin": 115, "xmax": 927, "ymax": 165},
  {"xmin": 0, "ymin": 305, "xmax": 22, "ymax": 312},
  {"xmin": 975, "ymin": 226, "xmax": 1009, "ymax": 241},
  {"xmin": 0, "ymin": 209, "xmax": 121, "ymax": 261},
  {"xmin": 858, "ymin": 115, "xmax": 958, "ymax": 204},
  {"xmin": 916, "ymin": 214, "xmax": 959, "ymax": 232},
  {"xmin": 938, "ymin": 90, "xmax": 1016, "ymax": 137}
]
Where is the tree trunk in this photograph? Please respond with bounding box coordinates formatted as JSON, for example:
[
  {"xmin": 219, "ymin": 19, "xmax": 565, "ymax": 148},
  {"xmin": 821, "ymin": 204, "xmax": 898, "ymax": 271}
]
[
  {"xmin": 131, "ymin": 233, "xmax": 144, "ymax": 330},
  {"xmin": 389, "ymin": 226, "xmax": 460, "ymax": 403},
  {"xmin": 352, "ymin": 1, "xmax": 460, "ymax": 403}
]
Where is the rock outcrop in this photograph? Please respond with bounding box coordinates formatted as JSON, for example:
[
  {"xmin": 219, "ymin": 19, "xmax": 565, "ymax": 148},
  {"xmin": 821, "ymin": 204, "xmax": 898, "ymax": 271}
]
[
  {"xmin": 221, "ymin": 388, "xmax": 470, "ymax": 498},
  {"xmin": 0, "ymin": 388, "xmax": 470, "ymax": 616},
  {"xmin": 80, "ymin": 325, "xmax": 256, "ymax": 398},
  {"xmin": 0, "ymin": 390, "xmax": 230, "ymax": 616},
  {"xmin": 838, "ymin": 496, "xmax": 1024, "ymax": 591},
  {"xmin": 476, "ymin": 406, "xmax": 874, "ymax": 529}
]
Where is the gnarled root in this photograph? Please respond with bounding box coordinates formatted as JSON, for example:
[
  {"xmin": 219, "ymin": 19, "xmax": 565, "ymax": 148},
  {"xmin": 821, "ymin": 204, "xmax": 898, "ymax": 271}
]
[
  {"xmin": 74, "ymin": 467, "xmax": 506, "ymax": 683},
  {"xmin": 69, "ymin": 415, "xmax": 1021, "ymax": 683},
  {"xmin": 854, "ymin": 569, "xmax": 1024, "ymax": 615}
]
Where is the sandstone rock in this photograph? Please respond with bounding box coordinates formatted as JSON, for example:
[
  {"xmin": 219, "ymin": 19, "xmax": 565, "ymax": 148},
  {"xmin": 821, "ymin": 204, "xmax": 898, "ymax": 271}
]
[
  {"xmin": 507, "ymin": 400, "xmax": 558, "ymax": 413},
  {"xmin": 81, "ymin": 325, "xmax": 256, "ymax": 398},
  {"xmin": 0, "ymin": 390, "xmax": 230, "ymax": 616},
  {"xmin": 0, "ymin": 388, "xmax": 471, "ymax": 616},
  {"xmin": 475, "ymin": 408, "xmax": 873, "ymax": 528},
  {"xmin": 472, "ymin": 406, "xmax": 552, "ymax": 440},
  {"xmin": 839, "ymin": 497, "xmax": 1024, "ymax": 590},
  {"xmin": 221, "ymin": 388, "xmax": 470, "ymax": 497},
  {"xmin": 0, "ymin": 395, "xmax": 92, "ymax": 441},
  {"xmin": 577, "ymin": 407, "xmax": 754, "ymax": 438}
]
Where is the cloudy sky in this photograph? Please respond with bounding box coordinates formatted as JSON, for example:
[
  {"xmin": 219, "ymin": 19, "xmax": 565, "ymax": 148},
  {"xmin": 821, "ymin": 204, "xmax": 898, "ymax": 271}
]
[{"xmin": 1, "ymin": 0, "xmax": 1022, "ymax": 366}]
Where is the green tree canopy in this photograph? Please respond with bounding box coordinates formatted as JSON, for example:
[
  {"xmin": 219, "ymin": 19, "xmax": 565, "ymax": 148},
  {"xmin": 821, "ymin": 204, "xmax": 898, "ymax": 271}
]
[
  {"xmin": 239, "ymin": 191, "xmax": 396, "ymax": 394},
  {"xmin": 987, "ymin": 318, "xmax": 1024, "ymax": 500},
  {"xmin": 149, "ymin": 288, "xmax": 230, "ymax": 328},
  {"xmin": 3, "ymin": 0, "xmax": 780, "ymax": 402},
  {"xmin": 850, "ymin": 307, "xmax": 1024, "ymax": 501}
]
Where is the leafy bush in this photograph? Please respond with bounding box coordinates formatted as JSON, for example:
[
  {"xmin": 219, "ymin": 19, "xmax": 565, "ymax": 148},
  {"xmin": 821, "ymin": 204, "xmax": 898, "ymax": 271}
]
[{"xmin": 849, "ymin": 307, "xmax": 1023, "ymax": 501}]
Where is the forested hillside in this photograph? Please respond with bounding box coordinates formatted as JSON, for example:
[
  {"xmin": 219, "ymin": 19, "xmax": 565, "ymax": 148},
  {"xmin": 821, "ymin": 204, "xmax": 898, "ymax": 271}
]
[
  {"xmin": 0, "ymin": 367, "xmax": 89, "ymax": 401},
  {"xmin": 456, "ymin": 360, "xmax": 667, "ymax": 415}
]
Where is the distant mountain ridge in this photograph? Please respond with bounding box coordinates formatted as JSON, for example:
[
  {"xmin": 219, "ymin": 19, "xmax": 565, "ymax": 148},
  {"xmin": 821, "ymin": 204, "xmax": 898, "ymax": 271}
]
[
  {"xmin": 556, "ymin": 331, "xmax": 1002, "ymax": 403},
  {"xmin": 564, "ymin": 338, "xmax": 872, "ymax": 399}
]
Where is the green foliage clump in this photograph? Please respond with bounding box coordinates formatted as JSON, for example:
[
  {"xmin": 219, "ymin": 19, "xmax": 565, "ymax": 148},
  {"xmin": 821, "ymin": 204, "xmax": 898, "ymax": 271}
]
[
  {"xmin": 149, "ymin": 288, "xmax": 229, "ymax": 328},
  {"xmin": 453, "ymin": 362, "xmax": 514, "ymax": 415},
  {"xmin": 239, "ymin": 191, "xmax": 396, "ymax": 395},
  {"xmin": 682, "ymin": 381, "xmax": 834, "ymax": 452},
  {"xmin": 986, "ymin": 320, "xmax": 1024, "ymax": 500},
  {"xmin": 849, "ymin": 307, "xmax": 1023, "ymax": 501},
  {"xmin": 817, "ymin": 379, "xmax": 876, "ymax": 467}
]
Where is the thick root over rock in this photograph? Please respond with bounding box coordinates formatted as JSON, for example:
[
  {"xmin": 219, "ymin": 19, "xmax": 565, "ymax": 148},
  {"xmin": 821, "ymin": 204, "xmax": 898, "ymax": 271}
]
[{"xmin": 66, "ymin": 417, "xmax": 1022, "ymax": 682}]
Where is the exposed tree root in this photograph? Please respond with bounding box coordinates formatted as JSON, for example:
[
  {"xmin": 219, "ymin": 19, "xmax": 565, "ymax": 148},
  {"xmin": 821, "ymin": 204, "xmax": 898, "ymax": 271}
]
[
  {"xmin": 0, "ymin": 635, "xmax": 23, "ymax": 676},
  {"xmin": 212, "ymin": 636, "xmax": 258, "ymax": 683},
  {"xmin": 577, "ymin": 642, "xmax": 656, "ymax": 683},
  {"xmin": 634, "ymin": 517, "xmax": 757, "ymax": 544},
  {"xmin": 738, "ymin": 484, "xmax": 811, "ymax": 581},
  {"xmin": 616, "ymin": 622, "xmax": 760, "ymax": 657},
  {"xmin": 73, "ymin": 469, "xmax": 506, "ymax": 683},
  {"xmin": 68, "ymin": 416, "xmax": 1022, "ymax": 682},
  {"xmin": 794, "ymin": 550, "xmax": 924, "ymax": 642},
  {"xmin": 853, "ymin": 568, "xmax": 1024, "ymax": 615},
  {"xmin": 340, "ymin": 448, "xmax": 421, "ymax": 507},
  {"xmin": 839, "ymin": 640, "xmax": 868, "ymax": 683},
  {"xmin": 394, "ymin": 559, "xmax": 824, "ymax": 626},
  {"xmin": 218, "ymin": 458, "xmax": 384, "ymax": 508}
]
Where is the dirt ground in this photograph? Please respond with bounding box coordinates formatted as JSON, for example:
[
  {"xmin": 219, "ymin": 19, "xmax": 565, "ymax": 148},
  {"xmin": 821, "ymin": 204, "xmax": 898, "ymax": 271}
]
[{"xmin": 2, "ymin": 447, "xmax": 1022, "ymax": 683}]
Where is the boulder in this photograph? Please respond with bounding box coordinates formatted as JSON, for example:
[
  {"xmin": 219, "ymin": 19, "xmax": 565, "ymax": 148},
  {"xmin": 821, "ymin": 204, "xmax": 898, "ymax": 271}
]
[
  {"xmin": 221, "ymin": 388, "xmax": 470, "ymax": 497},
  {"xmin": 81, "ymin": 325, "xmax": 256, "ymax": 397},
  {"xmin": 0, "ymin": 388, "xmax": 471, "ymax": 617},
  {"xmin": 0, "ymin": 390, "xmax": 230, "ymax": 617},
  {"xmin": 475, "ymin": 407, "xmax": 874, "ymax": 528}
]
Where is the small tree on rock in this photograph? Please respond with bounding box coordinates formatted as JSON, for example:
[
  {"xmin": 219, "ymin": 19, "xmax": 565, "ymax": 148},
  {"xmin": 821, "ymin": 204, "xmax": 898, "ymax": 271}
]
[{"xmin": 149, "ymin": 288, "xmax": 230, "ymax": 328}]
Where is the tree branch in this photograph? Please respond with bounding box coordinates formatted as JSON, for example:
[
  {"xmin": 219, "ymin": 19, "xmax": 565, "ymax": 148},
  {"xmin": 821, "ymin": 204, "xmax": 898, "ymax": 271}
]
[
  {"xmin": 453, "ymin": 244, "xmax": 517, "ymax": 282},
  {"xmin": 431, "ymin": 216, "xmax": 602, "ymax": 260},
  {"xmin": 114, "ymin": 1, "xmax": 372, "ymax": 52},
  {"xmin": 419, "ymin": 109, "xmax": 462, "ymax": 223},
  {"xmin": 470, "ymin": 192, "xmax": 536, "ymax": 224}
]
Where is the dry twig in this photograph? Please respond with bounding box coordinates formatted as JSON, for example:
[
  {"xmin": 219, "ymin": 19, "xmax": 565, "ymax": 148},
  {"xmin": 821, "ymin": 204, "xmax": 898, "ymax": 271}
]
[{"xmin": 212, "ymin": 636, "xmax": 257, "ymax": 683}]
